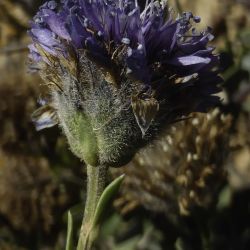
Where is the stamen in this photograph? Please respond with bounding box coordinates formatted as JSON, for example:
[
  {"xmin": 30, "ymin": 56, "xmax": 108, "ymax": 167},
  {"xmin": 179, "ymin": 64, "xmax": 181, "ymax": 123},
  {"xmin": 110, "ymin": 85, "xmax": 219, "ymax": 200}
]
[{"xmin": 121, "ymin": 38, "xmax": 130, "ymax": 45}]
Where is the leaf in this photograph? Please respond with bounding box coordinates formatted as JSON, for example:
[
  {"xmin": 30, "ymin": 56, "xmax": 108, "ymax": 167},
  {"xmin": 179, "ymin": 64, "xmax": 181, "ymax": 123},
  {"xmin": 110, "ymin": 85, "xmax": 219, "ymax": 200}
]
[
  {"xmin": 80, "ymin": 175, "xmax": 125, "ymax": 250},
  {"xmin": 131, "ymin": 95, "xmax": 159, "ymax": 136},
  {"xmin": 66, "ymin": 211, "xmax": 74, "ymax": 250},
  {"xmin": 92, "ymin": 174, "xmax": 125, "ymax": 228}
]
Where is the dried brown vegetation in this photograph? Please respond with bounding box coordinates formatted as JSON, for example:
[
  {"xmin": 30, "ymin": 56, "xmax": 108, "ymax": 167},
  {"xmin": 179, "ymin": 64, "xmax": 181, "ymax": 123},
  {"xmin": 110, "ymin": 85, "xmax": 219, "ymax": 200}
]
[{"xmin": 113, "ymin": 110, "xmax": 232, "ymax": 216}]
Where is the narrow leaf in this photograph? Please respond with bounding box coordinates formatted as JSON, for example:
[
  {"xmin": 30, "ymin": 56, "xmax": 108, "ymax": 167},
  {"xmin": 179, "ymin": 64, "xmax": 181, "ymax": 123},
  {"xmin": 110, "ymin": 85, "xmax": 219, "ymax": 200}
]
[
  {"xmin": 92, "ymin": 174, "xmax": 125, "ymax": 227},
  {"xmin": 66, "ymin": 211, "xmax": 74, "ymax": 250}
]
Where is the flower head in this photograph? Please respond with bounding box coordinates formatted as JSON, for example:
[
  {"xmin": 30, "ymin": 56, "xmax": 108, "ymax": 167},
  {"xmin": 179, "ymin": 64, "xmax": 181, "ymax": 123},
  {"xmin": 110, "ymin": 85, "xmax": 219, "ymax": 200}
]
[{"xmin": 28, "ymin": 0, "xmax": 222, "ymax": 167}]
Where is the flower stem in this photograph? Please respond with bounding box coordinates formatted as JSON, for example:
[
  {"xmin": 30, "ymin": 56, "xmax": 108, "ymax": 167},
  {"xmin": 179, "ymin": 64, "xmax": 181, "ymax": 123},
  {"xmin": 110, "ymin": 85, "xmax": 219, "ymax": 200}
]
[{"xmin": 77, "ymin": 164, "xmax": 108, "ymax": 250}]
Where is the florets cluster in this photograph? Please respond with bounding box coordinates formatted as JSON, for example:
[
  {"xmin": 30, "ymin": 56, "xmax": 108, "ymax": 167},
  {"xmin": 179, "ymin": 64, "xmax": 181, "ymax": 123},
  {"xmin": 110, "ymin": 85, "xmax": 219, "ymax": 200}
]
[{"xmin": 28, "ymin": 0, "xmax": 222, "ymax": 167}]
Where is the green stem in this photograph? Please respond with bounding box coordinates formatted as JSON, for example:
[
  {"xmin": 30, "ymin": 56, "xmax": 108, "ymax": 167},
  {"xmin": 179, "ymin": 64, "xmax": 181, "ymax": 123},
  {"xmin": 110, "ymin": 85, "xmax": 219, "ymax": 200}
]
[{"xmin": 77, "ymin": 164, "xmax": 108, "ymax": 250}]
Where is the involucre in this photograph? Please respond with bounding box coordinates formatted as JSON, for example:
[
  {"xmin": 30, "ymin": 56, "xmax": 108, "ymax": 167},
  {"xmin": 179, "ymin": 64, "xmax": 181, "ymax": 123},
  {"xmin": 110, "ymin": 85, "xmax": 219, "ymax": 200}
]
[{"xmin": 28, "ymin": 0, "xmax": 222, "ymax": 167}]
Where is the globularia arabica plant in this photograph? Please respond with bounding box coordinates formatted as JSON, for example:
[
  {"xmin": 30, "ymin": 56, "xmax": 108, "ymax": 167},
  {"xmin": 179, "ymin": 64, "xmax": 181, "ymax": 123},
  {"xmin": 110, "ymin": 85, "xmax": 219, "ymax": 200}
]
[{"xmin": 28, "ymin": 0, "xmax": 222, "ymax": 249}]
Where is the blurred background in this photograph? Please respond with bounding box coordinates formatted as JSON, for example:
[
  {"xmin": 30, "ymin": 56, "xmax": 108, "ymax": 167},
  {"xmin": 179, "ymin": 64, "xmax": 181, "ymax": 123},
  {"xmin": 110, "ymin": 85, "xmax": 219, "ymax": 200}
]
[{"xmin": 0, "ymin": 0, "xmax": 250, "ymax": 249}]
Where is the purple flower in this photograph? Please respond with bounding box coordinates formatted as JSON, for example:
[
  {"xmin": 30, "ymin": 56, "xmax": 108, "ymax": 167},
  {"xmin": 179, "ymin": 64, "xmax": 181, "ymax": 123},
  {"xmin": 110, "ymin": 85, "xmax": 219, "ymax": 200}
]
[
  {"xmin": 28, "ymin": 0, "xmax": 222, "ymax": 167},
  {"xmin": 29, "ymin": 0, "xmax": 220, "ymax": 98}
]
